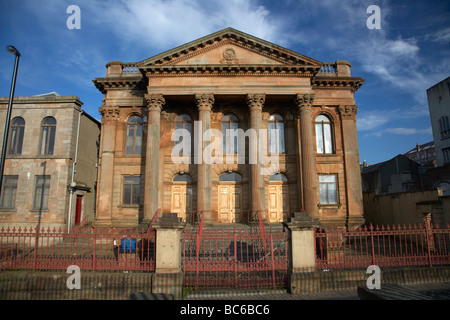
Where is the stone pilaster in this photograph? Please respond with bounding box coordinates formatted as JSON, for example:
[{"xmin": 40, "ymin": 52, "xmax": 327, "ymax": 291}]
[
  {"xmin": 247, "ymin": 93, "xmax": 266, "ymax": 218},
  {"xmin": 195, "ymin": 93, "xmax": 214, "ymax": 223},
  {"xmin": 96, "ymin": 104, "xmax": 119, "ymax": 226},
  {"xmin": 338, "ymin": 105, "xmax": 365, "ymax": 226},
  {"xmin": 143, "ymin": 94, "xmax": 165, "ymax": 223},
  {"xmin": 296, "ymin": 94, "xmax": 319, "ymax": 219}
]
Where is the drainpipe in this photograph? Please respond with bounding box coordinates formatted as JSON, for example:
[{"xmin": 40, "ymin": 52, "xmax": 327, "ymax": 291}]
[{"xmin": 68, "ymin": 109, "xmax": 83, "ymax": 232}]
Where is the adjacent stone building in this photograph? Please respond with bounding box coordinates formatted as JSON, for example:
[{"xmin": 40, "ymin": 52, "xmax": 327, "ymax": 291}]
[
  {"xmin": 93, "ymin": 28, "xmax": 365, "ymax": 228},
  {"xmin": 0, "ymin": 93, "xmax": 100, "ymax": 229},
  {"xmin": 428, "ymin": 77, "xmax": 450, "ymax": 167}
]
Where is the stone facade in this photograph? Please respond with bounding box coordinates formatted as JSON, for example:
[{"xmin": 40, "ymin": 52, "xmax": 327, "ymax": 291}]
[
  {"xmin": 0, "ymin": 94, "xmax": 100, "ymax": 229},
  {"xmin": 93, "ymin": 28, "xmax": 365, "ymax": 228},
  {"xmin": 427, "ymin": 77, "xmax": 450, "ymax": 167}
]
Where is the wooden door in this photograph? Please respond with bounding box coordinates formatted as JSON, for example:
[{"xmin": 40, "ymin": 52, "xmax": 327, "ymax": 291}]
[
  {"xmin": 171, "ymin": 184, "xmax": 192, "ymax": 222},
  {"xmin": 218, "ymin": 184, "xmax": 242, "ymax": 223},
  {"xmin": 268, "ymin": 183, "xmax": 289, "ymax": 222}
]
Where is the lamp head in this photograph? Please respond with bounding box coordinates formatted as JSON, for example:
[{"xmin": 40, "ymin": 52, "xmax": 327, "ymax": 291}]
[{"xmin": 6, "ymin": 46, "xmax": 20, "ymax": 57}]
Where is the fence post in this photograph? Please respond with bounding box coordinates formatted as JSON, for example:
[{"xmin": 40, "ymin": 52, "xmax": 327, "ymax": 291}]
[
  {"xmin": 151, "ymin": 213, "xmax": 186, "ymax": 299},
  {"xmin": 234, "ymin": 227, "xmax": 237, "ymax": 288},
  {"xmin": 283, "ymin": 211, "xmax": 320, "ymax": 294},
  {"xmin": 370, "ymin": 223, "xmax": 376, "ymax": 266},
  {"xmin": 424, "ymin": 214, "xmax": 433, "ymax": 267}
]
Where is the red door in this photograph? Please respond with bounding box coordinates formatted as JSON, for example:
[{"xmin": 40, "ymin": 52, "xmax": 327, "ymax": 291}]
[{"xmin": 75, "ymin": 195, "xmax": 83, "ymax": 225}]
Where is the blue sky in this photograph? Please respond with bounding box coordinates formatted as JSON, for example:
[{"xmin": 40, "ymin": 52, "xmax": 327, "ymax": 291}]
[{"xmin": 0, "ymin": 0, "xmax": 449, "ymax": 165}]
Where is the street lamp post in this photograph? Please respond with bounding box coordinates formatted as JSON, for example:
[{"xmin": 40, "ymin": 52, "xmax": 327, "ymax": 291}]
[{"xmin": 0, "ymin": 46, "xmax": 21, "ymax": 198}]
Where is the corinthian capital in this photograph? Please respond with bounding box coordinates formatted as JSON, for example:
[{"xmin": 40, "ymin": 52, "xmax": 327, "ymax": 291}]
[
  {"xmin": 99, "ymin": 105, "xmax": 119, "ymax": 119},
  {"xmin": 247, "ymin": 93, "xmax": 266, "ymax": 112},
  {"xmin": 338, "ymin": 105, "xmax": 358, "ymax": 120},
  {"xmin": 195, "ymin": 93, "xmax": 214, "ymax": 112},
  {"xmin": 295, "ymin": 93, "xmax": 315, "ymax": 111},
  {"xmin": 145, "ymin": 94, "xmax": 165, "ymax": 112}
]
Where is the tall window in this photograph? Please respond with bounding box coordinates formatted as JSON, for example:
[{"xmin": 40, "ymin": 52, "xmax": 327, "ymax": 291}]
[
  {"xmin": 443, "ymin": 147, "xmax": 450, "ymax": 164},
  {"xmin": 222, "ymin": 113, "xmax": 239, "ymax": 154},
  {"xmin": 125, "ymin": 115, "xmax": 143, "ymax": 155},
  {"xmin": 268, "ymin": 114, "xmax": 285, "ymax": 154},
  {"xmin": 33, "ymin": 176, "xmax": 50, "ymax": 210},
  {"xmin": 9, "ymin": 117, "xmax": 25, "ymax": 155},
  {"xmin": 175, "ymin": 114, "xmax": 192, "ymax": 155},
  {"xmin": 439, "ymin": 116, "xmax": 450, "ymax": 139},
  {"xmin": 40, "ymin": 117, "xmax": 56, "ymax": 155},
  {"xmin": 319, "ymin": 175, "xmax": 338, "ymax": 205},
  {"xmin": 315, "ymin": 115, "xmax": 333, "ymax": 154},
  {"xmin": 0, "ymin": 176, "xmax": 18, "ymax": 209},
  {"xmin": 123, "ymin": 176, "xmax": 140, "ymax": 205}
]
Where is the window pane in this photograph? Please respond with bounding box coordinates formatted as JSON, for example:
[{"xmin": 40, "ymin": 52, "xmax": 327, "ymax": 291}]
[
  {"xmin": 219, "ymin": 172, "xmax": 242, "ymax": 182},
  {"xmin": 323, "ymin": 123, "xmax": 332, "ymax": 154},
  {"xmin": 34, "ymin": 176, "xmax": 50, "ymax": 210},
  {"xmin": 278, "ymin": 122, "xmax": 285, "ymax": 153},
  {"xmin": 0, "ymin": 176, "xmax": 18, "ymax": 209},
  {"xmin": 328, "ymin": 183, "xmax": 337, "ymax": 204},
  {"xmin": 123, "ymin": 176, "xmax": 140, "ymax": 205},
  {"xmin": 315, "ymin": 123, "xmax": 324, "ymax": 153}
]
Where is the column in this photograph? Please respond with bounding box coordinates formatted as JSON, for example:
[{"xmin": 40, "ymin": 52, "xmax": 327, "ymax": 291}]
[
  {"xmin": 296, "ymin": 93, "xmax": 319, "ymax": 219},
  {"xmin": 195, "ymin": 93, "xmax": 214, "ymax": 223},
  {"xmin": 339, "ymin": 105, "xmax": 365, "ymax": 226},
  {"xmin": 144, "ymin": 94, "xmax": 165, "ymax": 223},
  {"xmin": 247, "ymin": 94, "xmax": 266, "ymax": 219},
  {"xmin": 96, "ymin": 104, "xmax": 119, "ymax": 226}
]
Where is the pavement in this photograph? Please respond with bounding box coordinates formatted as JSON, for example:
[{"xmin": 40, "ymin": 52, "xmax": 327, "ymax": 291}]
[{"xmin": 183, "ymin": 282, "xmax": 450, "ymax": 300}]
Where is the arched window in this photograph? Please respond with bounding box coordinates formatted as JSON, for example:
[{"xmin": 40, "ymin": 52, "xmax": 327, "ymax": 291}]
[
  {"xmin": 219, "ymin": 172, "xmax": 242, "ymax": 182},
  {"xmin": 173, "ymin": 173, "xmax": 192, "ymax": 182},
  {"xmin": 222, "ymin": 113, "xmax": 239, "ymax": 154},
  {"xmin": 268, "ymin": 173, "xmax": 288, "ymax": 182},
  {"xmin": 9, "ymin": 117, "xmax": 25, "ymax": 155},
  {"xmin": 315, "ymin": 115, "xmax": 333, "ymax": 154},
  {"xmin": 125, "ymin": 115, "xmax": 143, "ymax": 155},
  {"xmin": 175, "ymin": 114, "xmax": 192, "ymax": 155},
  {"xmin": 40, "ymin": 117, "xmax": 56, "ymax": 155},
  {"xmin": 268, "ymin": 113, "xmax": 285, "ymax": 154}
]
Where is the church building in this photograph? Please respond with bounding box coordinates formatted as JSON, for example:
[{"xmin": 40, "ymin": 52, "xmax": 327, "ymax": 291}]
[{"xmin": 93, "ymin": 28, "xmax": 365, "ymax": 227}]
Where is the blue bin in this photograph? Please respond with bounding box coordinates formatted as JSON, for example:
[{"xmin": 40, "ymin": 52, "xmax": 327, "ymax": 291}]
[{"xmin": 121, "ymin": 238, "xmax": 136, "ymax": 253}]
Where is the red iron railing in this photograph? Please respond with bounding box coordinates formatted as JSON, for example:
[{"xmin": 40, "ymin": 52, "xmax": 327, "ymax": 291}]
[
  {"xmin": 183, "ymin": 226, "xmax": 288, "ymax": 289},
  {"xmin": 0, "ymin": 225, "xmax": 156, "ymax": 272},
  {"xmin": 315, "ymin": 223, "xmax": 450, "ymax": 270}
]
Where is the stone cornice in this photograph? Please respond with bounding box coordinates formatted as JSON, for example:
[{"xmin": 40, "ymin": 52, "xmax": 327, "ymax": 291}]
[
  {"xmin": 312, "ymin": 77, "xmax": 365, "ymax": 93},
  {"xmin": 93, "ymin": 77, "xmax": 145, "ymax": 94}
]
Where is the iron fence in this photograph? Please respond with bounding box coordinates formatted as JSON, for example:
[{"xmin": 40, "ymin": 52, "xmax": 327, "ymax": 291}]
[
  {"xmin": 315, "ymin": 223, "xmax": 450, "ymax": 270},
  {"xmin": 183, "ymin": 226, "xmax": 288, "ymax": 290},
  {"xmin": 0, "ymin": 225, "xmax": 156, "ymax": 272}
]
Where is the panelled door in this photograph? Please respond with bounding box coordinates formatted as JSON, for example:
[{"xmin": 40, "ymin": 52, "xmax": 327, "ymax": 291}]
[
  {"xmin": 218, "ymin": 184, "xmax": 242, "ymax": 223},
  {"xmin": 267, "ymin": 179, "xmax": 289, "ymax": 223},
  {"xmin": 171, "ymin": 184, "xmax": 192, "ymax": 222}
]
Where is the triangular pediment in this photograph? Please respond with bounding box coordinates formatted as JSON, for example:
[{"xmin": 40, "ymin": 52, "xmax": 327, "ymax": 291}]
[{"xmin": 139, "ymin": 28, "xmax": 321, "ymax": 68}]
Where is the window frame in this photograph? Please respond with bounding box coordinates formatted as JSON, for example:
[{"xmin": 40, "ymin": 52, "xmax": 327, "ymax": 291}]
[
  {"xmin": 8, "ymin": 117, "xmax": 25, "ymax": 156},
  {"xmin": 439, "ymin": 116, "xmax": 450, "ymax": 140},
  {"xmin": 0, "ymin": 175, "xmax": 18, "ymax": 209},
  {"xmin": 125, "ymin": 115, "xmax": 144, "ymax": 155},
  {"xmin": 33, "ymin": 175, "xmax": 51, "ymax": 210},
  {"xmin": 318, "ymin": 174, "xmax": 338, "ymax": 205},
  {"xmin": 315, "ymin": 114, "xmax": 334, "ymax": 154},
  {"xmin": 40, "ymin": 117, "xmax": 57, "ymax": 156},
  {"xmin": 268, "ymin": 113, "xmax": 285, "ymax": 154},
  {"xmin": 221, "ymin": 113, "xmax": 239, "ymax": 154},
  {"xmin": 174, "ymin": 114, "xmax": 192, "ymax": 156},
  {"xmin": 122, "ymin": 176, "xmax": 141, "ymax": 206}
]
